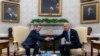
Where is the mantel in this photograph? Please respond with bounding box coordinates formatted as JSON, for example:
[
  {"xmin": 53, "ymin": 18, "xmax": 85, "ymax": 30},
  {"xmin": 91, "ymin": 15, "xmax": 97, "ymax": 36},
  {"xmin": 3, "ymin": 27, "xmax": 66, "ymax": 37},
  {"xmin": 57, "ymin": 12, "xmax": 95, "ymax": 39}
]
[
  {"xmin": 29, "ymin": 23, "xmax": 63, "ymax": 35},
  {"xmin": 29, "ymin": 23, "xmax": 64, "ymax": 26}
]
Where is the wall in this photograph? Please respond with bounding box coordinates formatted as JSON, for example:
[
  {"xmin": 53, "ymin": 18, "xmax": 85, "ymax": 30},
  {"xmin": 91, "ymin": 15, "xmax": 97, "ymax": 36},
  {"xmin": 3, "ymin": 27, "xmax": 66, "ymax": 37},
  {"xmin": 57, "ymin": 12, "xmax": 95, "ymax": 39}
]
[{"xmin": 0, "ymin": 0, "xmax": 100, "ymax": 35}]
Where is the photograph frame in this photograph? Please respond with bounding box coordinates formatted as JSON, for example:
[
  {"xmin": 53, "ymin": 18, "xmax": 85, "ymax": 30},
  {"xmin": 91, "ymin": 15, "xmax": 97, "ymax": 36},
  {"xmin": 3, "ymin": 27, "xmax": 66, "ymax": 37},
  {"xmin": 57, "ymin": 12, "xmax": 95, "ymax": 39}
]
[
  {"xmin": 8, "ymin": 0, "xmax": 19, "ymax": 3},
  {"xmin": 38, "ymin": 0, "xmax": 62, "ymax": 16},
  {"xmin": 2, "ymin": 1, "xmax": 20, "ymax": 23},
  {"xmin": 80, "ymin": 1, "xmax": 99, "ymax": 24},
  {"xmin": 80, "ymin": 0, "xmax": 94, "ymax": 3}
]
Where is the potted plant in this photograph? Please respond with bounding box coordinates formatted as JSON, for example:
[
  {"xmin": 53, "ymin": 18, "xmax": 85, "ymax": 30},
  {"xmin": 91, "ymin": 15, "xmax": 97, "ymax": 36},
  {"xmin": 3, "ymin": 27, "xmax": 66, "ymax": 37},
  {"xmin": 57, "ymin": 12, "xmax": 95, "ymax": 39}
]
[{"xmin": 31, "ymin": 18, "xmax": 69, "ymax": 24}]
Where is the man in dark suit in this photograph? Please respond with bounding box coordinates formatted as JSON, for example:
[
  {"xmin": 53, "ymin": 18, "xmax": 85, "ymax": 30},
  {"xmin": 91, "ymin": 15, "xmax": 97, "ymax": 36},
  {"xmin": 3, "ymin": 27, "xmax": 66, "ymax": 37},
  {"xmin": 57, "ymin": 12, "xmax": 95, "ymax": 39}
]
[
  {"xmin": 50, "ymin": 23, "xmax": 82, "ymax": 56},
  {"xmin": 22, "ymin": 24, "xmax": 49, "ymax": 56}
]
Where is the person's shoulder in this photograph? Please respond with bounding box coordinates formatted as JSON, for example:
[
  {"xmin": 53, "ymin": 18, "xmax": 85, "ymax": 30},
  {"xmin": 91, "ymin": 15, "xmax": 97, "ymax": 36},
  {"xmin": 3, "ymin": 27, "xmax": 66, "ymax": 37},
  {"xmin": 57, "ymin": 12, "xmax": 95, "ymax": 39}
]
[
  {"xmin": 30, "ymin": 30, "xmax": 36, "ymax": 33},
  {"xmin": 63, "ymin": 30, "xmax": 66, "ymax": 33},
  {"xmin": 70, "ymin": 29, "xmax": 77, "ymax": 32}
]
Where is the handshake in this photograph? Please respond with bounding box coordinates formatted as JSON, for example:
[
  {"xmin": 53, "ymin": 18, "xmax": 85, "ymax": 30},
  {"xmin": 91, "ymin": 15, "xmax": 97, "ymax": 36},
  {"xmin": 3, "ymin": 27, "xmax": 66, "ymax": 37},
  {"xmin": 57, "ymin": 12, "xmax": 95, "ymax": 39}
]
[{"xmin": 44, "ymin": 37, "xmax": 54, "ymax": 41}]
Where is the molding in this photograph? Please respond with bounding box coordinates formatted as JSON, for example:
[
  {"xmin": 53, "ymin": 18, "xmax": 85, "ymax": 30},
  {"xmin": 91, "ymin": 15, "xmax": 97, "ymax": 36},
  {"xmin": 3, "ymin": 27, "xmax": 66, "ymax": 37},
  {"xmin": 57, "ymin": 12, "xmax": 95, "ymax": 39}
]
[{"xmin": 29, "ymin": 23, "xmax": 64, "ymax": 26}]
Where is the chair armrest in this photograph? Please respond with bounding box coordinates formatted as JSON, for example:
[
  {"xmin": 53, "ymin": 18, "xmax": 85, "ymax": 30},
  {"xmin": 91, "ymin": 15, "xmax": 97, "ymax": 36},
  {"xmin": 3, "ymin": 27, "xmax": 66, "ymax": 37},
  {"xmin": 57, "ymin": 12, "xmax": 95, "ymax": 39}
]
[
  {"xmin": 81, "ymin": 42, "xmax": 89, "ymax": 52},
  {"xmin": 83, "ymin": 40, "xmax": 88, "ymax": 43},
  {"xmin": 13, "ymin": 41, "xmax": 19, "ymax": 51},
  {"xmin": 82, "ymin": 42, "xmax": 88, "ymax": 48},
  {"xmin": 82, "ymin": 42, "xmax": 88, "ymax": 47}
]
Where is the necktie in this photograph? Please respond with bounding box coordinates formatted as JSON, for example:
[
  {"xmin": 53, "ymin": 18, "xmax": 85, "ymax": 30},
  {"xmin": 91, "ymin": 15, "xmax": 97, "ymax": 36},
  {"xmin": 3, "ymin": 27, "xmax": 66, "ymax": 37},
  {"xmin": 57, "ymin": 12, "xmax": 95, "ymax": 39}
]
[{"xmin": 66, "ymin": 31, "xmax": 69, "ymax": 42}]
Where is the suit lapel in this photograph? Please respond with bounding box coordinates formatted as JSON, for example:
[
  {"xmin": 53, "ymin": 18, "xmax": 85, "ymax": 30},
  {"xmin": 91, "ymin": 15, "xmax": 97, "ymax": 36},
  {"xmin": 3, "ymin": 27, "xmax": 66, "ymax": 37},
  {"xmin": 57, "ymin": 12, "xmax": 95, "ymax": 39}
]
[{"xmin": 70, "ymin": 29, "xmax": 73, "ymax": 41}]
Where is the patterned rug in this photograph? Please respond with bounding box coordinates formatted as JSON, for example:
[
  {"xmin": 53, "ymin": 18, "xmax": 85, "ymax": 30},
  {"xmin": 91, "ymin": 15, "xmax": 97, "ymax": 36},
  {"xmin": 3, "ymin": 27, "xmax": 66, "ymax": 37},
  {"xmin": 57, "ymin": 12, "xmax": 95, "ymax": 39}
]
[
  {"xmin": 2, "ymin": 52, "xmax": 98, "ymax": 56},
  {"xmin": 2, "ymin": 53, "xmax": 61, "ymax": 56}
]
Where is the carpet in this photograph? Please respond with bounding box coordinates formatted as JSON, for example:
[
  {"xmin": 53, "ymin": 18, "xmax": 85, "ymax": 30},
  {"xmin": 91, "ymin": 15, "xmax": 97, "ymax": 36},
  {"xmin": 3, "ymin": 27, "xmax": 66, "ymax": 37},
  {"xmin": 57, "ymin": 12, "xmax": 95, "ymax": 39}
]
[{"xmin": 2, "ymin": 52, "xmax": 99, "ymax": 56}]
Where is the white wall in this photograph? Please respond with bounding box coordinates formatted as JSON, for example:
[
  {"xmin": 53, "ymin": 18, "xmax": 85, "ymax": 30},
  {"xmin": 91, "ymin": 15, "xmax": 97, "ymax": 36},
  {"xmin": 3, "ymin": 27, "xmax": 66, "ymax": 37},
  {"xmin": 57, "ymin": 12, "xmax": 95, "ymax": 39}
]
[{"xmin": 0, "ymin": 0, "xmax": 100, "ymax": 34}]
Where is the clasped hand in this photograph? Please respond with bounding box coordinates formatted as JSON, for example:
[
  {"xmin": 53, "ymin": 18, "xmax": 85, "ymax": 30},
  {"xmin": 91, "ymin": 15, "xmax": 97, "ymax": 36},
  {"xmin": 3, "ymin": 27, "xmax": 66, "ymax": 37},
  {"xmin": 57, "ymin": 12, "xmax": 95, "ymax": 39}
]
[{"xmin": 44, "ymin": 37, "xmax": 54, "ymax": 41}]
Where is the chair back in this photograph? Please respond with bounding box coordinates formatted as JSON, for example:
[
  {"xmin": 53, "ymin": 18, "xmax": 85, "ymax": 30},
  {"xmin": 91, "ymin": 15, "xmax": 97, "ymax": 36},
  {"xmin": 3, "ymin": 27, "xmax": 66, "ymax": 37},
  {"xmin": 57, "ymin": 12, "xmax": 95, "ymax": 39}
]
[
  {"xmin": 73, "ymin": 27, "xmax": 88, "ymax": 44},
  {"xmin": 12, "ymin": 26, "xmax": 29, "ymax": 46}
]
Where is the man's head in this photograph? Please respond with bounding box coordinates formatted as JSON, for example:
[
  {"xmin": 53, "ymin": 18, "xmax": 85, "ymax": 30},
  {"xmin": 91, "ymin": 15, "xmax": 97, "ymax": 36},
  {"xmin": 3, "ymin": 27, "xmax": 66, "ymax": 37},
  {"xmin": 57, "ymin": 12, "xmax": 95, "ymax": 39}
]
[
  {"xmin": 34, "ymin": 24, "xmax": 42, "ymax": 32},
  {"xmin": 63, "ymin": 23, "xmax": 71, "ymax": 31},
  {"xmin": 8, "ymin": 7, "xmax": 12, "ymax": 13}
]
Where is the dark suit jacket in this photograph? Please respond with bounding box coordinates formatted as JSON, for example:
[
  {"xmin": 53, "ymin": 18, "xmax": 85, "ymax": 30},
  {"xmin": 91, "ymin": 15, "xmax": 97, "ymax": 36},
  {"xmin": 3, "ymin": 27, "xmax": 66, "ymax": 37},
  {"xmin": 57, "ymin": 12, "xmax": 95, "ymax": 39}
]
[
  {"xmin": 4, "ymin": 13, "xmax": 16, "ymax": 19},
  {"xmin": 22, "ymin": 30, "xmax": 45, "ymax": 46},
  {"xmin": 54, "ymin": 29, "xmax": 82, "ymax": 48}
]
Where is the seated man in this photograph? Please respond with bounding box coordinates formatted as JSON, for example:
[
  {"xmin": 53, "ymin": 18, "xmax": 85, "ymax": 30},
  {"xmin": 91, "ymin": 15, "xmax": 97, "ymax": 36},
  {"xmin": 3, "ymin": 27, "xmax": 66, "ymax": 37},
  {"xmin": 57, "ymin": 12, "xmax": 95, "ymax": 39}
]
[
  {"xmin": 50, "ymin": 23, "xmax": 82, "ymax": 56},
  {"xmin": 22, "ymin": 24, "xmax": 49, "ymax": 56}
]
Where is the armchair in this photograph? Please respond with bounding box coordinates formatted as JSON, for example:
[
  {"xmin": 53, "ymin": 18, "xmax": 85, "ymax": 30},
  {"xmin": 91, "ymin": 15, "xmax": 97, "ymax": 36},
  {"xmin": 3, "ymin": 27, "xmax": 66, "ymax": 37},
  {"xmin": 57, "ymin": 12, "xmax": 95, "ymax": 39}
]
[
  {"xmin": 70, "ymin": 26, "xmax": 91, "ymax": 56},
  {"xmin": 12, "ymin": 26, "xmax": 30, "ymax": 56}
]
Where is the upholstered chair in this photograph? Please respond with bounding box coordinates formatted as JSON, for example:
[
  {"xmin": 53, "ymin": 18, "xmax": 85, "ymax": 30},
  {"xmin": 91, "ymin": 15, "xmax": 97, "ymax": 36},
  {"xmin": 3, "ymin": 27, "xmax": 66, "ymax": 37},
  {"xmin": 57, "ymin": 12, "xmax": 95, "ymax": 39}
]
[
  {"xmin": 12, "ymin": 26, "xmax": 30, "ymax": 56},
  {"xmin": 69, "ymin": 26, "xmax": 89, "ymax": 56}
]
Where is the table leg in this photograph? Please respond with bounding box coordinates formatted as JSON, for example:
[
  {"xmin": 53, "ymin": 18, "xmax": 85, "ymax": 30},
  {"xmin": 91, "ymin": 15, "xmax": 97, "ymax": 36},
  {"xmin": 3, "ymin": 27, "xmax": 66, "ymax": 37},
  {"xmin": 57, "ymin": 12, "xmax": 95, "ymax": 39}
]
[
  {"xmin": 91, "ymin": 44, "xmax": 93, "ymax": 56},
  {"xmin": 0, "ymin": 50, "xmax": 2, "ymax": 56},
  {"xmin": 7, "ymin": 47, "xmax": 10, "ymax": 56},
  {"xmin": 98, "ymin": 53, "xmax": 100, "ymax": 56}
]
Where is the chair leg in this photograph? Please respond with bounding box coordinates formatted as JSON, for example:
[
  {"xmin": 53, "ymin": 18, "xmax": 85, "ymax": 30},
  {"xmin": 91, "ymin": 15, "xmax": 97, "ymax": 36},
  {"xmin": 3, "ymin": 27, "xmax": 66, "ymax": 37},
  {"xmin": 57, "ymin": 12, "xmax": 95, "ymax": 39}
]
[
  {"xmin": 85, "ymin": 52, "xmax": 87, "ymax": 56},
  {"xmin": 14, "ymin": 52, "xmax": 16, "ymax": 56}
]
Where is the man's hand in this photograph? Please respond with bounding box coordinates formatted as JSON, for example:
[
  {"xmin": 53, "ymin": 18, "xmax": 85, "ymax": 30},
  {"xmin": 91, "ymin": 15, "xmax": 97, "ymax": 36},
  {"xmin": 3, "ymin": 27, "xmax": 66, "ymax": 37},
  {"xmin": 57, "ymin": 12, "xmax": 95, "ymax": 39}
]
[
  {"xmin": 44, "ymin": 37, "xmax": 54, "ymax": 41},
  {"xmin": 49, "ymin": 37, "xmax": 54, "ymax": 40},
  {"xmin": 64, "ymin": 41, "xmax": 71, "ymax": 44},
  {"xmin": 65, "ymin": 42, "xmax": 71, "ymax": 44},
  {"xmin": 44, "ymin": 37, "xmax": 50, "ymax": 41}
]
